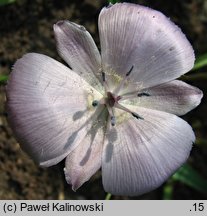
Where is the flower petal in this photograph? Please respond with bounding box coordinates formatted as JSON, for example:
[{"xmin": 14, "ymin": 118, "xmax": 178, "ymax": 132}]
[
  {"xmin": 102, "ymin": 106, "xmax": 195, "ymax": 196},
  {"xmin": 99, "ymin": 3, "xmax": 195, "ymax": 90},
  {"xmin": 6, "ymin": 53, "xmax": 103, "ymax": 167},
  {"xmin": 121, "ymin": 80, "xmax": 203, "ymax": 116},
  {"xmin": 54, "ymin": 20, "xmax": 102, "ymax": 91},
  {"xmin": 64, "ymin": 109, "xmax": 107, "ymax": 191}
]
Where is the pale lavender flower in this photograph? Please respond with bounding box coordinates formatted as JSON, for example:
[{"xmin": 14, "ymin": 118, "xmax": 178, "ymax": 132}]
[{"xmin": 6, "ymin": 3, "xmax": 203, "ymax": 196}]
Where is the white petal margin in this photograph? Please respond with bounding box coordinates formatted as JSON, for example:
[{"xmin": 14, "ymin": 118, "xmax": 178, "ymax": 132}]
[
  {"xmin": 121, "ymin": 80, "xmax": 203, "ymax": 116},
  {"xmin": 54, "ymin": 20, "xmax": 102, "ymax": 91},
  {"xmin": 102, "ymin": 107, "xmax": 195, "ymax": 196},
  {"xmin": 99, "ymin": 3, "xmax": 195, "ymax": 90},
  {"xmin": 64, "ymin": 110, "xmax": 107, "ymax": 191},
  {"xmin": 6, "ymin": 53, "xmax": 103, "ymax": 167}
]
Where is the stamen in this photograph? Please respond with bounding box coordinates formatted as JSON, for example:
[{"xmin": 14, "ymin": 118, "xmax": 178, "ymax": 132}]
[
  {"xmin": 113, "ymin": 65, "xmax": 134, "ymax": 95},
  {"xmin": 117, "ymin": 91, "xmax": 150, "ymax": 101},
  {"xmin": 115, "ymin": 103, "xmax": 144, "ymax": 120}
]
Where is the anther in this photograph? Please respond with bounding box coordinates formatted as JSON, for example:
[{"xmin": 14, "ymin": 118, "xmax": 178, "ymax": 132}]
[
  {"xmin": 102, "ymin": 71, "xmax": 106, "ymax": 82},
  {"xmin": 131, "ymin": 112, "xmax": 144, "ymax": 120},
  {"xmin": 92, "ymin": 100, "xmax": 98, "ymax": 107},
  {"xmin": 137, "ymin": 92, "xmax": 150, "ymax": 97},
  {"xmin": 101, "ymin": 71, "xmax": 109, "ymax": 92},
  {"xmin": 126, "ymin": 65, "xmax": 134, "ymax": 77},
  {"xmin": 111, "ymin": 116, "xmax": 116, "ymax": 126}
]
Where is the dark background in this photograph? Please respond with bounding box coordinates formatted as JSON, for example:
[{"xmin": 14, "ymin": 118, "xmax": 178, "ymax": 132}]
[{"xmin": 0, "ymin": 0, "xmax": 206, "ymax": 199}]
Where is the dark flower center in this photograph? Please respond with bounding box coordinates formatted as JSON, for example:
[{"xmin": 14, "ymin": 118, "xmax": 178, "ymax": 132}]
[{"xmin": 106, "ymin": 92, "xmax": 121, "ymax": 107}]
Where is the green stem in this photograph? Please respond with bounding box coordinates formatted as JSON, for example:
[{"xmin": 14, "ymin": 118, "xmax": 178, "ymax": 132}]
[
  {"xmin": 105, "ymin": 193, "xmax": 112, "ymax": 200},
  {"xmin": 163, "ymin": 180, "xmax": 173, "ymax": 200}
]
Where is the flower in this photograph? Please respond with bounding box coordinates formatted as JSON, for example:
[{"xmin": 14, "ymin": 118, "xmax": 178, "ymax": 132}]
[{"xmin": 6, "ymin": 3, "xmax": 203, "ymax": 196}]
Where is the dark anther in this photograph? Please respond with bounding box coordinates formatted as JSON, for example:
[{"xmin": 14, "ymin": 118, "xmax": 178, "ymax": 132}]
[
  {"xmin": 92, "ymin": 100, "xmax": 98, "ymax": 107},
  {"xmin": 102, "ymin": 72, "xmax": 106, "ymax": 82},
  {"xmin": 131, "ymin": 112, "xmax": 144, "ymax": 120},
  {"xmin": 137, "ymin": 92, "xmax": 150, "ymax": 97},
  {"xmin": 126, "ymin": 65, "xmax": 134, "ymax": 77},
  {"xmin": 111, "ymin": 116, "xmax": 116, "ymax": 126}
]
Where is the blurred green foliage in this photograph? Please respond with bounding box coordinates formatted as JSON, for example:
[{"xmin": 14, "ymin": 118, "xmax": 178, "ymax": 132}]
[
  {"xmin": 108, "ymin": 0, "xmax": 120, "ymax": 4},
  {"xmin": 0, "ymin": 75, "xmax": 8, "ymax": 84},
  {"xmin": 163, "ymin": 164, "xmax": 207, "ymax": 199},
  {"xmin": 193, "ymin": 53, "xmax": 207, "ymax": 71},
  {"xmin": 172, "ymin": 164, "xmax": 207, "ymax": 194},
  {"xmin": 0, "ymin": 0, "xmax": 16, "ymax": 6}
]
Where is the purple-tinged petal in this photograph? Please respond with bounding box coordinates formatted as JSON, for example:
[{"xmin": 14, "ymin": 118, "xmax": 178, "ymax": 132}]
[
  {"xmin": 54, "ymin": 20, "xmax": 102, "ymax": 91},
  {"xmin": 64, "ymin": 110, "xmax": 107, "ymax": 191},
  {"xmin": 102, "ymin": 106, "xmax": 195, "ymax": 196},
  {"xmin": 99, "ymin": 3, "xmax": 195, "ymax": 90},
  {"xmin": 6, "ymin": 53, "xmax": 103, "ymax": 167},
  {"xmin": 121, "ymin": 80, "xmax": 203, "ymax": 116}
]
